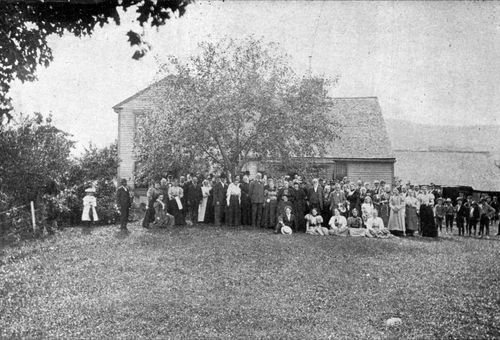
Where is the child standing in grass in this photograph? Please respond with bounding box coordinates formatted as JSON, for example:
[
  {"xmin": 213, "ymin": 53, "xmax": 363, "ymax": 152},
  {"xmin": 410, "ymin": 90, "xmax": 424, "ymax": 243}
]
[
  {"xmin": 82, "ymin": 187, "xmax": 98, "ymax": 228},
  {"xmin": 434, "ymin": 198, "xmax": 445, "ymax": 234},
  {"xmin": 444, "ymin": 198, "xmax": 455, "ymax": 234}
]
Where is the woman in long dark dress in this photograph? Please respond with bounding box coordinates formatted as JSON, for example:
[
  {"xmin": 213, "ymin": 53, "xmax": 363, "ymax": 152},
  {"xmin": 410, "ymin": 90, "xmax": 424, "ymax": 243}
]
[
  {"xmin": 405, "ymin": 189, "xmax": 419, "ymax": 236},
  {"xmin": 168, "ymin": 178, "xmax": 186, "ymax": 226},
  {"xmin": 379, "ymin": 184, "xmax": 391, "ymax": 228},
  {"xmin": 418, "ymin": 185, "xmax": 437, "ymax": 237},
  {"xmin": 292, "ymin": 182, "xmax": 307, "ymax": 232},
  {"xmin": 142, "ymin": 181, "xmax": 161, "ymax": 228},
  {"xmin": 240, "ymin": 175, "xmax": 252, "ymax": 225}
]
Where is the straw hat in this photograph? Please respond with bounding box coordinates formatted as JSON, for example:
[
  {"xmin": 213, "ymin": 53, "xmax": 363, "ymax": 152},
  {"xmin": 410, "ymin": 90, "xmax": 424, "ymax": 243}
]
[{"xmin": 281, "ymin": 226, "xmax": 293, "ymax": 235}]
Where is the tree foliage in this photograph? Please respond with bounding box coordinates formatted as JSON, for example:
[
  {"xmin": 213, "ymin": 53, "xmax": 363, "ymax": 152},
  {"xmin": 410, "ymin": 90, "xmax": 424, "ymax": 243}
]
[
  {"xmin": 0, "ymin": 113, "xmax": 74, "ymax": 204},
  {"xmin": 135, "ymin": 37, "xmax": 339, "ymax": 178},
  {"xmin": 0, "ymin": 0, "xmax": 192, "ymax": 122}
]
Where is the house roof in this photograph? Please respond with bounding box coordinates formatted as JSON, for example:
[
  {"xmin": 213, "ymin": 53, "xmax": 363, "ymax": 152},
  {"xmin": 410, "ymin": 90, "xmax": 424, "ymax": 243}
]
[
  {"xmin": 112, "ymin": 76, "xmax": 174, "ymax": 111},
  {"xmin": 324, "ymin": 97, "xmax": 394, "ymax": 159},
  {"xmin": 113, "ymin": 80, "xmax": 394, "ymax": 160},
  {"xmin": 394, "ymin": 150, "xmax": 500, "ymax": 191}
]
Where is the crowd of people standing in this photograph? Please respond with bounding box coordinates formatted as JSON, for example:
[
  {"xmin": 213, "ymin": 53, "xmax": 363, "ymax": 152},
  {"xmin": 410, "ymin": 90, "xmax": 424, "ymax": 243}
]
[{"xmin": 139, "ymin": 172, "xmax": 500, "ymax": 238}]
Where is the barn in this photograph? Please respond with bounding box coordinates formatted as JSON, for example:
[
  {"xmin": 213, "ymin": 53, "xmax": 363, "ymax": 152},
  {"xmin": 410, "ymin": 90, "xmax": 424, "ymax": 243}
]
[{"xmin": 113, "ymin": 78, "xmax": 395, "ymax": 187}]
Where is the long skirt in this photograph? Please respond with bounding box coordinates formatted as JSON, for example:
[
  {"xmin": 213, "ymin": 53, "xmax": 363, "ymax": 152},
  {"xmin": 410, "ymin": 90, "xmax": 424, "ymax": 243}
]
[
  {"xmin": 142, "ymin": 199, "xmax": 156, "ymax": 227},
  {"xmin": 241, "ymin": 195, "xmax": 252, "ymax": 225},
  {"xmin": 388, "ymin": 207, "xmax": 406, "ymax": 233},
  {"xmin": 380, "ymin": 203, "xmax": 390, "ymax": 228},
  {"xmin": 420, "ymin": 205, "xmax": 437, "ymax": 237},
  {"xmin": 198, "ymin": 197, "xmax": 208, "ymax": 222},
  {"xmin": 153, "ymin": 212, "xmax": 175, "ymax": 228},
  {"xmin": 366, "ymin": 228, "xmax": 393, "ymax": 238},
  {"xmin": 168, "ymin": 198, "xmax": 185, "ymax": 226},
  {"xmin": 262, "ymin": 199, "xmax": 278, "ymax": 228},
  {"xmin": 405, "ymin": 205, "xmax": 418, "ymax": 232},
  {"xmin": 294, "ymin": 202, "xmax": 307, "ymax": 232},
  {"xmin": 205, "ymin": 194, "xmax": 214, "ymax": 223},
  {"xmin": 329, "ymin": 225, "xmax": 349, "ymax": 236},
  {"xmin": 226, "ymin": 196, "xmax": 241, "ymax": 226}
]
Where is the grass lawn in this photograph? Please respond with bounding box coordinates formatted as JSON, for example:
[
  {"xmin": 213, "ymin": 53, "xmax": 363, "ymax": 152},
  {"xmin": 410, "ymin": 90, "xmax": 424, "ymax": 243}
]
[{"xmin": 1, "ymin": 222, "xmax": 500, "ymax": 339}]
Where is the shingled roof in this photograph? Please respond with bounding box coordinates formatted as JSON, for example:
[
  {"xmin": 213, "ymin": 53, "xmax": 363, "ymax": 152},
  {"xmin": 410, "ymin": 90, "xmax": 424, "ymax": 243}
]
[
  {"xmin": 325, "ymin": 97, "xmax": 394, "ymax": 159},
  {"xmin": 394, "ymin": 150, "xmax": 500, "ymax": 191}
]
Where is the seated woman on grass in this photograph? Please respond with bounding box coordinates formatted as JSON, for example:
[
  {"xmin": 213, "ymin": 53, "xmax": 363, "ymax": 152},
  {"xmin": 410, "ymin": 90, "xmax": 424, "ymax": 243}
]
[
  {"xmin": 275, "ymin": 205, "xmax": 297, "ymax": 234},
  {"xmin": 365, "ymin": 209, "xmax": 393, "ymax": 238},
  {"xmin": 328, "ymin": 208, "xmax": 348, "ymax": 236},
  {"xmin": 153, "ymin": 194, "xmax": 175, "ymax": 228},
  {"xmin": 347, "ymin": 208, "xmax": 365, "ymax": 237},
  {"xmin": 305, "ymin": 207, "xmax": 328, "ymax": 235}
]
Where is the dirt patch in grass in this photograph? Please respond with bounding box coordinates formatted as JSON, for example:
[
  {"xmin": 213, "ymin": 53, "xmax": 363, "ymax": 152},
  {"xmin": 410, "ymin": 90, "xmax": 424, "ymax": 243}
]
[{"xmin": 1, "ymin": 223, "xmax": 499, "ymax": 339}]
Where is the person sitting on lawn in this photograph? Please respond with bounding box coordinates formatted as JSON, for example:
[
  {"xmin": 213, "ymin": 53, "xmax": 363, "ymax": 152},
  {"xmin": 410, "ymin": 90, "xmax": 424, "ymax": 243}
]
[
  {"xmin": 153, "ymin": 194, "xmax": 175, "ymax": 228},
  {"xmin": 305, "ymin": 207, "xmax": 327, "ymax": 235},
  {"xmin": 347, "ymin": 208, "xmax": 365, "ymax": 237},
  {"xmin": 275, "ymin": 205, "xmax": 297, "ymax": 234},
  {"xmin": 365, "ymin": 209, "xmax": 393, "ymax": 238},
  {"xmin": 328, "ymin": 208, "xmax": 348, "ymax": 236}
]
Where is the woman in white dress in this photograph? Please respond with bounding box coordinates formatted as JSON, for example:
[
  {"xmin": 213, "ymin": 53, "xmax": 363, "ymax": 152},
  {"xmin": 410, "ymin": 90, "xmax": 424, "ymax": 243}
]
[
  {"xmin": 305, "ymin": 208, "xmax": 327, "ymax": 235},
  {"xmin": 328, "ymin": 208, "xmax": 348, "ymax": 236},
  {"xmin": 366, "ymin": 209, "xmax": 393, "ymax": 238},
  {"xmin": 361, "ymin": 196, "xmax": 374, "ymax": 224},
  {"xmin": 198, "ymin": 180, "xmax": 211, "ymax": 223},
  {"xmin": 82, "ymin": 188, "xmax": 98, "ymax": 227}
]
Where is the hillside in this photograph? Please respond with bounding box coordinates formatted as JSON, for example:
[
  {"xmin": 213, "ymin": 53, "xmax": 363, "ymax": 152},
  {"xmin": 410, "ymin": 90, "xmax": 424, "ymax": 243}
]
[{"xmin": 385, "ymin": 119, "xmax": 500, "ymax": 153}]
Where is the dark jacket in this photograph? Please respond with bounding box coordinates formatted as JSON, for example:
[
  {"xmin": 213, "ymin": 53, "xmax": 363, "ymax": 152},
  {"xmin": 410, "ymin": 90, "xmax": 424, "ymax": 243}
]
[
  {"xmin": 185, "ymin": 182, "xmax": 203, "ymax": 206},
  {"xmin": 276, "ymin": 213, "xmax": 297, "ymax": 232},
  {"xmin": 249, "ymin": 180, "xmax": 265, "ymax": 204},
  {"xmin": 116, "ymin": 186, "xmax": 132, "ymax": 210},
  {"xmin": 212, "ymin": 182, "xmax": 227, "ymax": 206},
  {"xmin": 307, "ymin": 185, "xmax": 324, "ymax": 209}
]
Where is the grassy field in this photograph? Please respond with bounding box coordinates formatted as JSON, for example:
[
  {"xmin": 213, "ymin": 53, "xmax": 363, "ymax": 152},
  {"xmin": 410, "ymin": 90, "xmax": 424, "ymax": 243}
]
[{"xmin": 1, "ymin": 222, "xmax": 499, "ymax": 339}]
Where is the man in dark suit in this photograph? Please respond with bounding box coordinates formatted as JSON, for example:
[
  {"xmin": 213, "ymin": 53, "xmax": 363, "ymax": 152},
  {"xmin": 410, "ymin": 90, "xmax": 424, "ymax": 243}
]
[
  {"xmin": 249, "ymin": 172, "xmax": 265, "ymax": 228},
  {"xmin": 116, "ymin": 179, "xmax": 132, "ymax": 231},
  {"xmin": 306, "ymin": 178, "xmax": 323, "ymax": 213},
  {"xmin": 212, "ymin": 175, "xmax": 227, "ymax": 226},
  {"xmin": 455, "ymin": 197, "xmax": 468, "ymax": 236},
  {"xmin": 184, "ymin": 176, "xmax": 202, "ymax": 223}
]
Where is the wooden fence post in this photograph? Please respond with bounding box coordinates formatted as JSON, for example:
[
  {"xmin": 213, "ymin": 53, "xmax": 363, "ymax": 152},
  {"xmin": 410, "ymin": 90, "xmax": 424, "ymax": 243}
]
[{"xmin": 30, "ymin": 201, "xmax": 36, "ymax": 232}]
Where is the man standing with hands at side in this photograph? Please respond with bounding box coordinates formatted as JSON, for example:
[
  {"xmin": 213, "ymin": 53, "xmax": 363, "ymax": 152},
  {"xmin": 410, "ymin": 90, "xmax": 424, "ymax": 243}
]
[
  {"xmin": 117, "ymin": 179, "xmax": 132, "ymax": 231},
  {"xmin": 249, "ymin": 172, "xmax": 265, "ymax": 228}
]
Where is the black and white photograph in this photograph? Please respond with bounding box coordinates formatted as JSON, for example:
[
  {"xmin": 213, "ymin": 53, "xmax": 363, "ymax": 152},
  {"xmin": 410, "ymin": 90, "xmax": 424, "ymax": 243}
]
[{"xmin": 1, "ymin": 0, "xmax": 500, "ymax": 338}]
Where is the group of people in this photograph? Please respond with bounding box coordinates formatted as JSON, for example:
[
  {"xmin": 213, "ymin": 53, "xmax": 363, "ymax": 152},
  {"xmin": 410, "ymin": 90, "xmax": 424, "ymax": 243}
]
[{"xmin": 138, "ymin": 172, "xmax": 500, "ymax": 238}]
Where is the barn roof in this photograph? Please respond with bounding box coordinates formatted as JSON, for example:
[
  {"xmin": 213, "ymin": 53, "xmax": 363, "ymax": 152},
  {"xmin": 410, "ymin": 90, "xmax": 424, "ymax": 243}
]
[
  {"xmin": 324, "ymin": 97, "xmax": 394, "ymax": 160},
  {"xmin": 394, "ymin": 150, "xmax": 500, "ymax": 191}
]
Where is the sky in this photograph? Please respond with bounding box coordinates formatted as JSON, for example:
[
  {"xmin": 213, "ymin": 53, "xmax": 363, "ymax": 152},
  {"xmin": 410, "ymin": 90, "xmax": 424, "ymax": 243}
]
[{"xmin": 10, "ymin": 1, "xmax": 500, "ymax": 154}]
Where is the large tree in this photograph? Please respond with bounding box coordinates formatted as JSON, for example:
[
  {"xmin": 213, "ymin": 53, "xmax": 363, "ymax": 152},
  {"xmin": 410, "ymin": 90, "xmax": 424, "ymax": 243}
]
[
  {"xmin": 0, "ymin": 0, "xmax": 192, "ymax": 122},
  {"xmin": 135, "ymin": 37, "xmax": 340, "ymax": 179},
  {"xmin": 0, "ymin": 113, "xmax": 74, "ymax": 204}
]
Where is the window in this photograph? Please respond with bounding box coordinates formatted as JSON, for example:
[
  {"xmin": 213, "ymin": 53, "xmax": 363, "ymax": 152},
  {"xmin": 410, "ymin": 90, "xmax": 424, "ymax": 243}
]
[{"xmin": 333, "ymin": 161, "xmax": 347, "ymax": 181}]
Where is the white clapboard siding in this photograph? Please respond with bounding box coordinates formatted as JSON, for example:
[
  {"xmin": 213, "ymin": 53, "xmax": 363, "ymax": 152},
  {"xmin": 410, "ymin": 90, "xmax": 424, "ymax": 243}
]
[{"xmin": 347, "ymin": 162, "xmax": 394, "ymax": 184}]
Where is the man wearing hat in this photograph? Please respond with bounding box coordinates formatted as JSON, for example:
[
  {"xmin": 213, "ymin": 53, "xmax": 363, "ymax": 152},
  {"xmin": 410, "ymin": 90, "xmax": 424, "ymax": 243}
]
[{"xmin": 116, "ymin": 179, "xmax": 132, "ymax": 231}]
